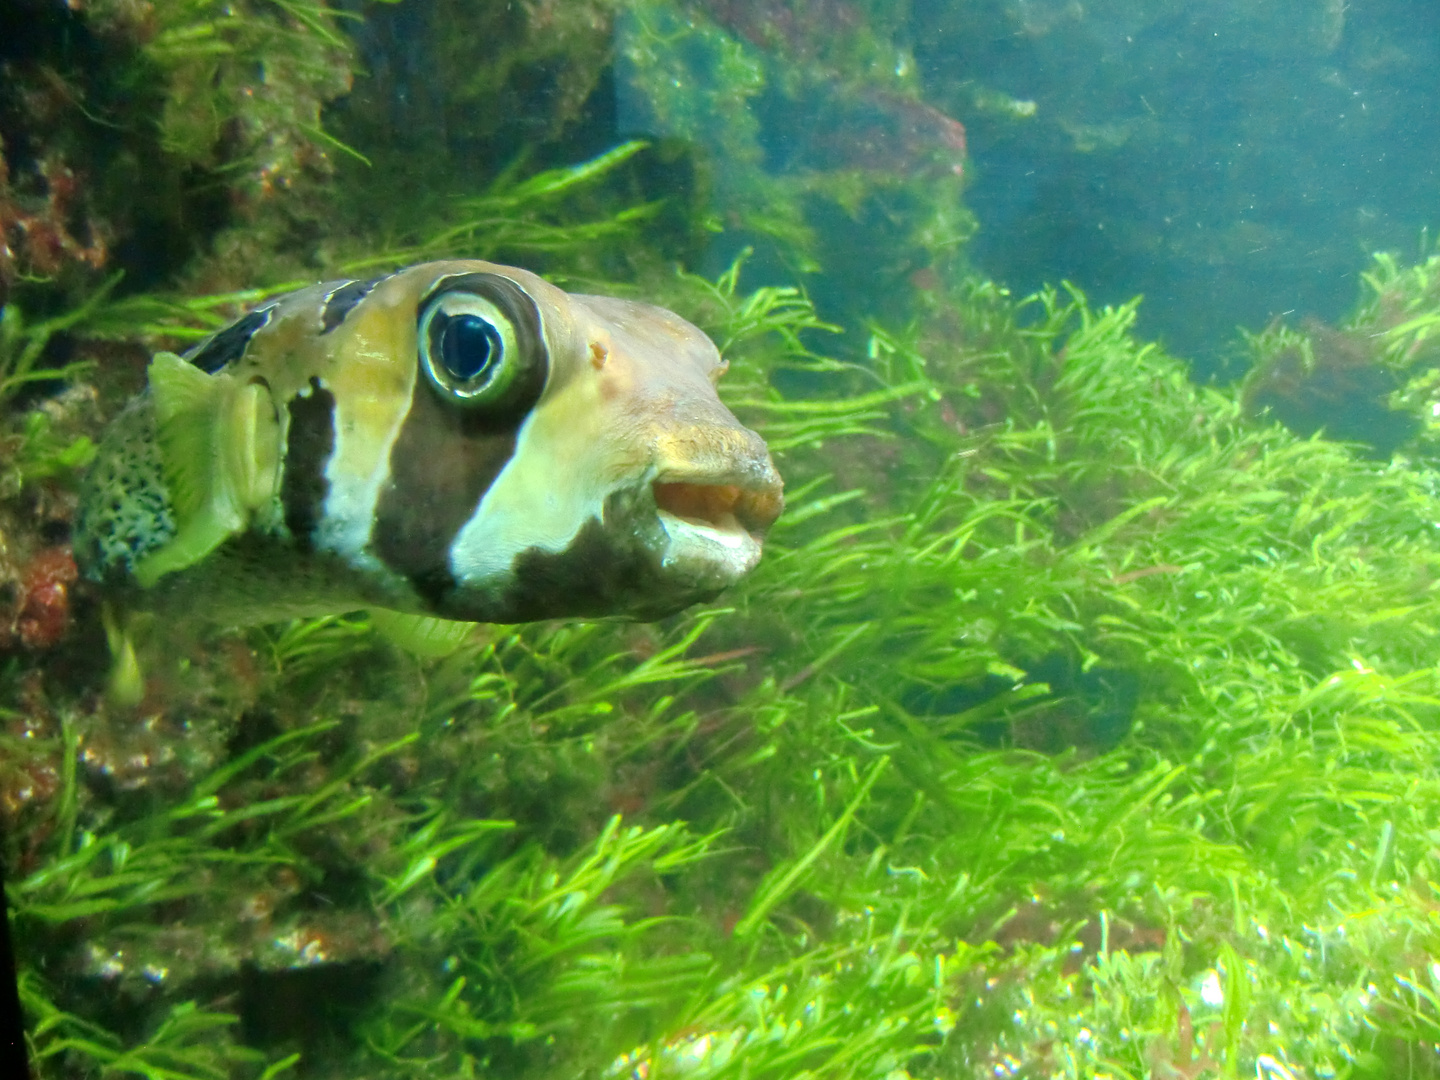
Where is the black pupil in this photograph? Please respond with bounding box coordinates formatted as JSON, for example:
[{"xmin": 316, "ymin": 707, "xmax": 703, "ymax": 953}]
[{"xmin": 435, "ymin": 313, "xmax": 501, "ymax": 382}]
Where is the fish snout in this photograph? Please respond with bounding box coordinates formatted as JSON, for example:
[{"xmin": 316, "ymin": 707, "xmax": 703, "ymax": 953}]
[
  {"xmin": 644, "ymin": 417, "xmax": 783, "ymax": 590},
  {"xmin": 651, "ymin": 421, "xmax": 783, "ymax": 538}
]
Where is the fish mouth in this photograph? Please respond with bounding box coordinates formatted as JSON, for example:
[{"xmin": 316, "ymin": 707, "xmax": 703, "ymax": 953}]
[
  {"xmin": 653, "ymin": 478, "xmax": 783, "ymax": 537},
  {"xmin": 650, "ymin": 471, "xmax": 784, "ymax": 587}
]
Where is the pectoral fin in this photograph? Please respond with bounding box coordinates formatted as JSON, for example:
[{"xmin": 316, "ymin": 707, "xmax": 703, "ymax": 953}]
[{"xmin": 133, "ymin": 351, "xmax": 281, "ymax": 587}]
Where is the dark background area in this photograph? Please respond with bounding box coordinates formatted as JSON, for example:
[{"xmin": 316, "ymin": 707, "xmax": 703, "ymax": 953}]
[{"xmin": 915, "ymin": 0, "xmax": 1440, "ymax": 377}]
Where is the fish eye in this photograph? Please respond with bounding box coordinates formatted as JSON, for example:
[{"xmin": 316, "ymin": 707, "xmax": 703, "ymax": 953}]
[
  {"xmin": 419, "ymin": 294, "xmax": 522, "ymax": 402},
  {"xmin": 416, "ymin": 274, "xmax": 549, "ymax": 420},
  {"xmin": 437, "ymin": 314, "xmax": 501, "ymax": 381}
]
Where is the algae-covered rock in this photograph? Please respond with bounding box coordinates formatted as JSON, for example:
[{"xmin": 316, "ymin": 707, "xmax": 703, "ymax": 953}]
[
  {"xmin": 616, "ymin": 0, "xmax": 972, "ymax": 321},
  {"xmin": 0, "ymin": 0, "xmax": 359, "ymax": 310},
  {"xmin": 1244, "ymin": 250, "xmax": 1440, "ymax": 458}
]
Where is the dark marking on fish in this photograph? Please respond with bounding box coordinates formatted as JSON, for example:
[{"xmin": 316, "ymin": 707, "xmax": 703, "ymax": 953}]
[
  {"xmin": 500, "ymin": 516, "xmax": 655, "ymax": 622},
  {"xmin": 185, "ymin": 307, "xmax": 275, "ymax": 373},
  {"xmin": 281, "ymin": 378, "xmax": 336, "ymax": 550},
  {"xmin": 374, "ymin": 273, "xmax": 555, "ymax": 605},
  {"xmin": 493, "ymin": 489, "xmax": 715, "ymax": 623},
  {"xmin": 320, "ymin": 278, "xmax": 383, "ymax": 334},
  {"xmin": 371, "ymin": 381, "xmax": 518, "ymax": 607}
]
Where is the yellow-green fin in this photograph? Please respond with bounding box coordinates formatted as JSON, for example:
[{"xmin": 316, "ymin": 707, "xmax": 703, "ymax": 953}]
[
  {"xmin": 369, "ymin": 609, "xmax": 477, "ymax": 657},
  {"xmin": 133, "ymin": 351, "xmax": 280, "ymax": 587},
  {"xmin": 102, "ymin": 603, "xmax": 145, "ymax": 708}
]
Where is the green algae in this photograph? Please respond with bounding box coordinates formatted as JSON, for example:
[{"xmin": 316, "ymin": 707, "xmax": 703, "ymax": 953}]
[
  {"xmin": 0, "ymin": 281, "xmax": 118, "ymax": 407},
  {"xmin": 5, "ymin": 3, "xmax": 1440, "ymax": 1079},
  {"xmin": 10, "ymin": 257, "xmax": 1440, "ymax": 1077}
]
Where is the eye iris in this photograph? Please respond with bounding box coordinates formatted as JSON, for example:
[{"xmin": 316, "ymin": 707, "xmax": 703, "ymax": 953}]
[{"xmin": 437, "ymin": 313, "xmax": 500, "ymax": 382}]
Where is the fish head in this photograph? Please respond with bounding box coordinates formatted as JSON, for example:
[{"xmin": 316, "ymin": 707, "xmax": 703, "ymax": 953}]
[{"xmin": 287, "ymin": 261, "xmax": 783, "ymax": 622}]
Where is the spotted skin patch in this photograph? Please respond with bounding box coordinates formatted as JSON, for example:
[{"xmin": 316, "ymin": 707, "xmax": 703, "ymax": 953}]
[{"xmin": 73, "ymin": 399, "xmax": 175, "ymax": 576}]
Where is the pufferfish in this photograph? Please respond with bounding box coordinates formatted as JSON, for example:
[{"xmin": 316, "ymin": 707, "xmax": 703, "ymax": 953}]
[{"xmin": 74, "ymin": 260, "xmax": 783, "ymax": 658}]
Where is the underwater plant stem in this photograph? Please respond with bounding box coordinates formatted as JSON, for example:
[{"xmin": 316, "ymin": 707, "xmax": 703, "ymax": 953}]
[
  {"xmin": 56, "ymin": 714, "xmax": 78, "ymax": 858},
  {"xmin": 734, "ymin": 755, "xmax": 890, "ymax": 938}
]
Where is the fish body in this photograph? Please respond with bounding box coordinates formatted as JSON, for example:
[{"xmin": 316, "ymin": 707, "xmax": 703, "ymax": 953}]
[{"xmin": 75, "ymin": 261, "xmax": 782, "ymax": 627}]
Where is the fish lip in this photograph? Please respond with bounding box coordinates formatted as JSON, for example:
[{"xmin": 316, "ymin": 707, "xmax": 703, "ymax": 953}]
[
  {"xmin": 647, "ymin": 466, "xmax": 783, "ymax": 588},
  {"xmin": 649, "ymin": 467, "xmax": 784, "ymax": 538},
  {"xmin": 652, "ymin": 506, "xmax": 764, "ymax": 588}
]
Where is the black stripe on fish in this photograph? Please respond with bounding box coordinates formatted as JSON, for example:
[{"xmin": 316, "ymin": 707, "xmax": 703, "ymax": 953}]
[
  {"xmin": 370, "ymin": 382, "xmax": 520, "ymax": 606},
  {"xmin": 281, "ymin": 378, "xmax": 336, "ymax": 550},
  {"xmin": 320, "ymin": 277, "xmax": 383, "ymax": 334},
  {"xmin": 185, "ymin": 306, "xmax": 275, "ymax": 373},
  {"xmin": 372, "ymin": 272, "xmax": 551, "ymax": 605}
]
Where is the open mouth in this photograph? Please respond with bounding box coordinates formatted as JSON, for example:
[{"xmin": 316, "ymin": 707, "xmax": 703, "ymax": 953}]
[
  {"xmin": 650, "ymin": 475, "xmax": 784, "ymax": 584},
  {"xmin": 652, "ymin": 480, "xmax": 783, "ymax": 539}
]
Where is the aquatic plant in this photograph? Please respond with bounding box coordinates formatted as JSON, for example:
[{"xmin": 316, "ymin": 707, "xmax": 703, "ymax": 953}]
[
  {"xmin": 0, "ymin": 287, "xmax": 110, "ymax": 407},
  {"xmin": 6, "ymin": 2, "xmax": 1440, "ymax": 1077},
  {"xmin": 1244, "ymin": 245, "xmax": 1440, "ymax": 459},
  {"xmin": 72, "ymin": 140, "xmax": 664, "ymax": 354},
  {"xmin": 8, "ymin": 246, "xmax": 1440, "ymax": 1076}
]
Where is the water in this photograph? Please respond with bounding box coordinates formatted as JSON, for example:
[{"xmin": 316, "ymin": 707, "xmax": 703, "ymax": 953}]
[
  {"xmin": 611, "ymin": 0, "xmax": 1440, "ymax": 377},
  {"xmin": 948, "ymin": 0, "xmax": 1440, "ymax": 375},
  {"xmin": 4, "ymin": 1, "xmax": 1440, "ymax": 1077}
]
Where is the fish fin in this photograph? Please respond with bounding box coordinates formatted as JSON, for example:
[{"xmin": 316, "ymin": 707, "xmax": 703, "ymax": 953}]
[
  {"xmin": 369, "ymin": 608, "xmax": 477, "ymax": 657},
  {"xmin": 133, "ymin": 351, "xmax": 280, "ymax": 587},
  {"xmin": 102, "ymin": 602, "xmax": 145, "ymax": 708}
]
